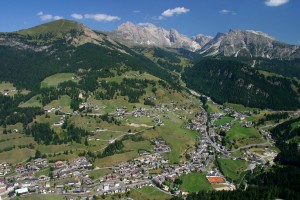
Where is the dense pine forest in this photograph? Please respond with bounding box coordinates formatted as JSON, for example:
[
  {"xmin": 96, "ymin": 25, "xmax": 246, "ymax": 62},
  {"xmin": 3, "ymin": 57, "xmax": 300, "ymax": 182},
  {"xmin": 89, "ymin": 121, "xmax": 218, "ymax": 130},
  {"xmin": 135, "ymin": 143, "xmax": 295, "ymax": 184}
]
[{"xmin": 183, "ymin": 58, "xmax": 300, "ymax": 110}]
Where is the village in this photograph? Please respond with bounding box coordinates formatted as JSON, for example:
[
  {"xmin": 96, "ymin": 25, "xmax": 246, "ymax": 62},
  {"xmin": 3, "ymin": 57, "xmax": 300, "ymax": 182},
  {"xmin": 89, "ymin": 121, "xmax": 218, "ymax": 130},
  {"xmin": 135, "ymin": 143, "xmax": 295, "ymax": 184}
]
[{"xmin": 0, "ymin": 97, "xmax": 283, "ymax": 200}]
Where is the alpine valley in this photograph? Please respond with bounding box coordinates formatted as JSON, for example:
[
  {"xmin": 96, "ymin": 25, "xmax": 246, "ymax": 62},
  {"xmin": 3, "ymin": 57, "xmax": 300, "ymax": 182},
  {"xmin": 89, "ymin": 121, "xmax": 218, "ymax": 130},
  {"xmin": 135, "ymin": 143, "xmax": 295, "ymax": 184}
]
[{"xmin": 0, "ymin": 19, "xmax": 299, "ymax": 200}]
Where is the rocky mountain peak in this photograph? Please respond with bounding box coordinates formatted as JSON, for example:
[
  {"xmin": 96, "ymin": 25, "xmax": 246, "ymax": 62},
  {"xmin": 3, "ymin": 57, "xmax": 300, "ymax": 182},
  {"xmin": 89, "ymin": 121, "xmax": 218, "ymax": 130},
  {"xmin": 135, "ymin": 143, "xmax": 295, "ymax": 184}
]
[
  {"xmin": 200, "ymin": 29, "xmax": 300, "ymax": 59},
  {"xmin": 111, "ymin": 22, "xmax": 209, "ymax": 51},
  {"xmin": 191, "ymin": 34, "xmax": 213, "ymax": 47}
]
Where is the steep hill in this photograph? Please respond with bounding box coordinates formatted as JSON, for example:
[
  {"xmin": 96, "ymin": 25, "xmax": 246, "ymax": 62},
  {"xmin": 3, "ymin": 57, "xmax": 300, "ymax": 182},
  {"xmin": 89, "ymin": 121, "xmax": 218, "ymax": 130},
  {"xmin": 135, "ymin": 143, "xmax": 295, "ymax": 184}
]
[
  {"xmin": 0, "ymin": 20, "xmax": 179, "ymax": 90},
  {"xmin": 17, "ymin": 19, "xmax": 84, "ymax": 36},
  {"xmin": 183, "ymin": 58, "xmax": 300, "ymax": 110}
]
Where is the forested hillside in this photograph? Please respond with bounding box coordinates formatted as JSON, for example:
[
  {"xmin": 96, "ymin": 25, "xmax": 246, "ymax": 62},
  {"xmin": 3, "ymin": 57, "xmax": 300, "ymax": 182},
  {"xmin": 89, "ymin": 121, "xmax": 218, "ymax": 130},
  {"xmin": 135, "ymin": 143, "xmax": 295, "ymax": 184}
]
[{"xmin": 183, "ymin": 58, "xmax": 300, "ymax": 110}]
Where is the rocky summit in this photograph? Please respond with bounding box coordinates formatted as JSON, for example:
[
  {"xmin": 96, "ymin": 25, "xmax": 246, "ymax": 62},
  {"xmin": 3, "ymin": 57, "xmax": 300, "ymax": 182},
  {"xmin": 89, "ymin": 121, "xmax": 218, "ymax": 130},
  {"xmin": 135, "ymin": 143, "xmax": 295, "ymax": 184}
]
[
  {"xmin": 109, "ymin": 22, "xmax": 300, "ymax": 60},
  {"xmin": 200, "ymin": 29, "xmax": 300, "ymax": 59},
  {"xmin": 109, "ymin": 21, "xmax": 211, "ymax": 52}
]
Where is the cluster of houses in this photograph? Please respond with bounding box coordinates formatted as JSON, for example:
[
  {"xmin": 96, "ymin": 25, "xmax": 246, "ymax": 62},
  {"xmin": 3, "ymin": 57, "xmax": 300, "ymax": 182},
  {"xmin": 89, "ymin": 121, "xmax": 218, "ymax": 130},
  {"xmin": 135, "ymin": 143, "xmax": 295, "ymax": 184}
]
[
  {"xmin": 0, "ymin": 162, "xmax": 10, "ymax": 177},
  {"xmin": 52, "ymin": 157, "xmax": 92, "ymax": 179},
  {"xmin": 184, "ymin": 112, "xmax": 207, "ymax": 133},
  {"xmin": 0, "ymin": 157, "xmax": 94, "ymax": 198},
  {"xmin": 79, "ymin": 102, "xmax": 100, "ymax": 111},
  {"xmin": 14, "ymin": 158, "xmax": 48, "ymax": 177},
  {"xmin": 115, "ymin": 107, "xmax": 128, "ymax": 120},
  {"xmin": 153, "ymin": 138, "xmax": 171, "ymax": 153},
  {"xmin": 131, "ymin": 107, "xmax": 152, "ymax": 118}
]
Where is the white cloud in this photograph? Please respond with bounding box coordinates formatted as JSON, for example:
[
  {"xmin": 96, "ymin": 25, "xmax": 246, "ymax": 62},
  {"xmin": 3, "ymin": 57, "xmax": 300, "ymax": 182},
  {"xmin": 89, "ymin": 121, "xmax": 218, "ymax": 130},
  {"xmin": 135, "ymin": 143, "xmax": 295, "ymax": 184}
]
[
  {"xmin": 265, "ymin": 0, "xmax": 289, "ymax": 7},
  {"xmin": 220, "ymin": 9, "xmax": 231, "ymax": 14},
  {"xmin": 40, "ymin": 14, "xmax": 53, "ymax": 21},
  {"xmin": 219, "ymin": 9, "xmax": 237, "ymax": 15},
  {"xmin": 137, "ymin": 22, "xmax": 152, "ymax": 27},
  {"xmin": 37, "ymin": 11, "xmax": 63, "ymax": 21},
  {"xmin": 84, "ymin": 13, "xmax": 121, "ymax": 22},
  {"xmin": 161, "ymin": 7, "xmax": 190, "ymax": 18},
  {"xmin": 54, "ymin": 16, "xmax": 64, "ymax": 20},
  {"xmin": 71, "ymin": 13, "xmax": 83, "ymax": 19}
]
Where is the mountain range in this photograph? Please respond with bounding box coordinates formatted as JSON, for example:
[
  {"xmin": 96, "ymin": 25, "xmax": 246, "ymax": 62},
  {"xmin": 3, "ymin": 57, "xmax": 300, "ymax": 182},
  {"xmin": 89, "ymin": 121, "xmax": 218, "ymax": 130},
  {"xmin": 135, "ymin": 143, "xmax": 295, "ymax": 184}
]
[
  {"xmin": 1, "ymin": 19, "xmax": 299, "ymax": 60},
  {"xmin": 108, "ymin": 21, "xmax": 300, "ymax": 60},
  {"xmin": 0, "ymin": 19, "xmax": 299, "ymax": 110}
]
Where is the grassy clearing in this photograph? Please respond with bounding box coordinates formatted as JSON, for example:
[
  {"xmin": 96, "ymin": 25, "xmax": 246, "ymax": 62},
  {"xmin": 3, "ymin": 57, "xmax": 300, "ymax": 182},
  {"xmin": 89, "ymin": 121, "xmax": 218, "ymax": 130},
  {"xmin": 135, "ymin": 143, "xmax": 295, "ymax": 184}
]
[
  {"xmin": 94, "ymin": 139, "xmax": 152, "ymax": 167},
  {"xmin": 38, "ymin": 143, "xmax": 85, "ymax": 154},
  {"xmin": 224, "ymin": 103, "xmax": 255, "ymax": 112},
  {"xmin": 0, "ymin": 148, "xmax": 35, "ymax": 164},
  {"xmin": 215, "ymin": 116, "xmax": 234, "ymax": 126},
  {"xmin": 0, "ymin": 133, "xmax": 24, "ymax": 140},
  {"xmin": 45, "ymin": 95, "xmax": 72, "ymax": 113},
  {"xmin": 35, "ymin": 113, "xmax": 62, "ymax": 127},
  {"xmin": 252, "ymin": 111, "xmax": 271, "ymax": 122},
  {"xmin": 258, "ymin": 70, "xmax": 284, "ymax": 78},
  {"xmin": 94, "ymin": 151, "xmax": 138, "ymax": 167},
  {"xmin": 0, "ymin": 123, "xmax": 23, "ymax": 134},
  {"xmin": 227, "ymin": 122, "xmax": 260, "ymax": 140},
  {"xmin": 226, "ymin": 122, "xmax": 263, "ymax": 148},
  {"xmin": 123, "ymin": 140, "xmax": 152, "ymax": 152},
  {"xmin": 0, "ymin": 136, "xmax": 35, "ymax": 149},
  {"xmin": 180, "ymin": 173, "xmax": 212, "ymax": 192},
  {"xmin": 129, "ymin": 186, "xmax": 171, "ymax": 200},
  {"xmin": 41, "ymin": 73, "xmax": 75, "ymax": 88},
  {"xmin": 19, "ymin": 95, "xmax": 43, "ymax": 108},
  {"xmin": 217, "ymin": 158, "xmax": 248, "ymax": 182},
  {"xmin": 94, "ymin": 131, "xmax": 125, "ymax": 141},
  {"xmin": 144, "ymin": 113, "xmax": 197, "ymax": 164},
  {"xmin": 0, "ymin": 81, "xmax": 17, "ymax": 97}
]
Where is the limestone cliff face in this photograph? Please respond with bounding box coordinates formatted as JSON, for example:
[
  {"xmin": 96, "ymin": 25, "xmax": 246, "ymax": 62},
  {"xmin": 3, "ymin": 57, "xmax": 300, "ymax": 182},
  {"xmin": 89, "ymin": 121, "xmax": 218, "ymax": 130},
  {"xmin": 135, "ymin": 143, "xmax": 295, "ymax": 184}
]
[
  {"xmin": 111, "ymin": 22, "xmax": 212, "ymax": 52},
  {"xmin": 200, "ymin": 30, "xmax": 300, "ymax": 59}
]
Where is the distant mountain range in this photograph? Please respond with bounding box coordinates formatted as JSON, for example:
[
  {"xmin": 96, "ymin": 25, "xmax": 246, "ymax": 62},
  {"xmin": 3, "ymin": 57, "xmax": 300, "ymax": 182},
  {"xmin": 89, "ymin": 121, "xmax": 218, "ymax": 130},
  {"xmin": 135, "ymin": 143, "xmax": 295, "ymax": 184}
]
[
  {"xmin": 108, "ymin": 22, "xmax": 300, "ymax": 60},
  {"xmin": 108, "ymin": 21, "xmax": 211, "ymax": 52}
]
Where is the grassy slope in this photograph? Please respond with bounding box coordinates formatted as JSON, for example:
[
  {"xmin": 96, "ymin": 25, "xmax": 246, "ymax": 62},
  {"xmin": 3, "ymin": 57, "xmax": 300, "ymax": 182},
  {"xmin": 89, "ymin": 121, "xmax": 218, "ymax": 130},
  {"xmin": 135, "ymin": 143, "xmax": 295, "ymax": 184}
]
[
  {"xmin": 180, "ymin": 173, "xmax": 212, "ymax": 192},
  {"xmin": 207, "ymin": 101, "xmax": 224, "ymax": 113},
  {"xmin": 18, "ymin": 19, "xmax": 83, "ymax": 36},
  {"xmin": 215, "ymin": 116, "xmax": 234, "ymax": 126},
  {"xmin": 217, "ymin": 158, "xmax": 248, "ymax": 182},
  {"xmin": 227, "ymin": 122, "xmax": 260, "ymax": 139},
  {"xmin": 19, "ymin": 95, "xmax": 43, "ymax": 108},
  {"xmin": 129, "ymin": 186, "xmax": 171, "ymax": 200},
  {"xmin": 41, "ymin": 73, "xmax": 75, "ymax": 88}
]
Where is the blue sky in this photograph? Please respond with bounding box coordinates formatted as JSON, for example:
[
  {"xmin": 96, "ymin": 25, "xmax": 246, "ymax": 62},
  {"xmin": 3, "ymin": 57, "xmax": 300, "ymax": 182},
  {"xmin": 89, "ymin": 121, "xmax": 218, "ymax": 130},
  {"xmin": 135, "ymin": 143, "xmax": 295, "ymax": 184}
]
[{"xmin": 0, "ymin": 0, "xmax": 299, "ymax": 44}]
